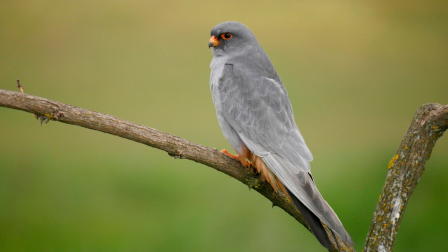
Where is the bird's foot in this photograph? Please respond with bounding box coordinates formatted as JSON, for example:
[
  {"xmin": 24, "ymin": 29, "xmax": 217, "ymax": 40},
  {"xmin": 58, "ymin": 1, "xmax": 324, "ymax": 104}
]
[
  {"xmin": 221, "ymin": 149, "xmax": 239, "ymax": 160},
  {"xmin": 220, "ymin": 149, "xmax": 254, "ymax": 168}
]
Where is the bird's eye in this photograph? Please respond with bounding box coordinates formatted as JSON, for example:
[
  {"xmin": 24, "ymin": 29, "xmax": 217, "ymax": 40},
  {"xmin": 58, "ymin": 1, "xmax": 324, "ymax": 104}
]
[{"xmin": 221, "ymin": 33, "xmax": 233, "ymax": 40}]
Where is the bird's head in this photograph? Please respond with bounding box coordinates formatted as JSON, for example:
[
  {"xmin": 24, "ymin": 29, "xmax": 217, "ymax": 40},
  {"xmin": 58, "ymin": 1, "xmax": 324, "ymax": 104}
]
[{"xmin": 209, "ymin": 21, "xmax": 259, "ymax": 57}]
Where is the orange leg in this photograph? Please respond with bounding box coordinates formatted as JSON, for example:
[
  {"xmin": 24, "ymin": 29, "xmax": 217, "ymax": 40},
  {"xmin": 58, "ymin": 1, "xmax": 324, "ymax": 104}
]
[
  {"xmin": 222, "ymin": 148, "xmax": 289, "ymax": 199},
  {"xmin": 221, "ymin": 149, "xmax": 252, "ymax": 168},
  {"xmin": 221, "ymin": 149, "xmax": 239, "ymax": 160}
]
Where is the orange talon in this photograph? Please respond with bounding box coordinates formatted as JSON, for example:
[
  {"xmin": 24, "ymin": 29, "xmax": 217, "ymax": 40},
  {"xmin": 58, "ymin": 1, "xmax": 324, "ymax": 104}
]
[
  {"xmin": 221, "ymin": 149, "xmax": 239, "ymax": 160},
  {"xmin": 221, "ymin": 149, "xmax": 252, "ymax": 168}
]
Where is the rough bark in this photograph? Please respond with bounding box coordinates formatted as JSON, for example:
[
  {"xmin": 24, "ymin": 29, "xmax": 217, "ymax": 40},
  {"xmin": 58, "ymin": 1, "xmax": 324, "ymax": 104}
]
[
  {"xmin": 2, "ymin": 89, "xmax": 447, "ymax": 252},
  {"xmin": 363, "ymin": 103, "xmax": 448, "ymax": 252},
  {"xmin": 0, "ymin": 89, "xmax": 354, "ymax": 251}
]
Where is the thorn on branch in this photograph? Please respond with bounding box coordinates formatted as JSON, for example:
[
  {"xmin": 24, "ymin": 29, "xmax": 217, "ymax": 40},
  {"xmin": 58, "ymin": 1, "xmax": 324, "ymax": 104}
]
[{"xmin": 17, "ymin": 78, "xmax": 24, "ymax": 93}]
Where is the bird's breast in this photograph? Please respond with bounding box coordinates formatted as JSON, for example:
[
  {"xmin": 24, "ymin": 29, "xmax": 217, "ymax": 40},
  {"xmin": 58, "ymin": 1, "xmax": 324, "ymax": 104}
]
[{"xmin": 210, "ymin": 56, "xmax": 228, "ymax": 86}]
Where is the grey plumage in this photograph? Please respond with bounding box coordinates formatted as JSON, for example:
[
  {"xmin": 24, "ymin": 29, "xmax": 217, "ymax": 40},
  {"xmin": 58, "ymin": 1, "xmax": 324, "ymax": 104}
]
[{"xmin": 209, "ymin": 21, "xmax": 354, "ymax": 249}]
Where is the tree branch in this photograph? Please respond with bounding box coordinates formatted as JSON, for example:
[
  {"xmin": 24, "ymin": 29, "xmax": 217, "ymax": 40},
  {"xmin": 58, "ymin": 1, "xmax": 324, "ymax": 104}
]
[
  {"xmin": 364, "ymin": 103, "xmax": 448, "ymax": 252},
  {"xmin": 0, "ymin": 89, "xmax": 354, "ymax": 251},
  {"xmin": 4, "ymin": 88, "xmax": 446, "ymax": 252}
]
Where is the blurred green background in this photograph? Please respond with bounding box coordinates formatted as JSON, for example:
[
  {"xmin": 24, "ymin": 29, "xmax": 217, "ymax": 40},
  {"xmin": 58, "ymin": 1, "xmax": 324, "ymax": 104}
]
[{"xmin": 1, "ymin": 1, "xmax": 447, "ymax": 251}]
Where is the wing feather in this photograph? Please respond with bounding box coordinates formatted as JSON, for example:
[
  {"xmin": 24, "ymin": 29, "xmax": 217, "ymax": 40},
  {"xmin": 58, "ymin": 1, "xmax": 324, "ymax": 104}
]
[
  {"xmin": 219, "ymin": 63, "xmax": 312, "ymax": 172},
  {"xmin": 217, "ymin": 62, "xmax": 354, "ymax": 246}
]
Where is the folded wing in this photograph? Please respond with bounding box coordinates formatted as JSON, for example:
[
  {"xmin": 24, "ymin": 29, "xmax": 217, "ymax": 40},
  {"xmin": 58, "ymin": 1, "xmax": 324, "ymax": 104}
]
[{"xmin": 218, "ymin": 62, "xmax": 354, "ymax": 246}]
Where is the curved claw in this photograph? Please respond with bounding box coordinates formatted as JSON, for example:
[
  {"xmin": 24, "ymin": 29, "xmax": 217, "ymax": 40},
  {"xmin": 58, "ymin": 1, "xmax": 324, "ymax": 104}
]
[{"xmin": 220, "ymin": 149, "xmax": 253, "ymax": 168}]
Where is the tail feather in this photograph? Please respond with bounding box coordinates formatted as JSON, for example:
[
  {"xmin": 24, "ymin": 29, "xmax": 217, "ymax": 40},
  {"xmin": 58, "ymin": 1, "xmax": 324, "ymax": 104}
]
[
  {"xmin": 262, "ymin": 153, "xmax": 354, "ymax": 246},
  {"xmin": 286, "ymin": 188, "xmax": 332, "ymax": 250}
]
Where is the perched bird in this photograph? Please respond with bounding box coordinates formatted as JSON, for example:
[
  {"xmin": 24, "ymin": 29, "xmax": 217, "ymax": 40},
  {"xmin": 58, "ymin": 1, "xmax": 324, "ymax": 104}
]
[{"xmin": 208, "ymin": 21, "xmax": 354, "ymax": 250}]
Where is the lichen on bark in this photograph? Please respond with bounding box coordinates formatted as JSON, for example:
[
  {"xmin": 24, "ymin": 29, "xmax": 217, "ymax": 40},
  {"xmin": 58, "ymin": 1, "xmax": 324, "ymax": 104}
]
[{"xmin": 364, "ymin": 104, "xmax": 448, "ymax": 252}]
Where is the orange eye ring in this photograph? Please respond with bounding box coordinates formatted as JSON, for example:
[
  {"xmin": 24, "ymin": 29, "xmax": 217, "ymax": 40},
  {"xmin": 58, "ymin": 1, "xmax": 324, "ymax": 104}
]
[{"xmin": 221, "ymin": 33, "xmax": 233, "ymax": 40}]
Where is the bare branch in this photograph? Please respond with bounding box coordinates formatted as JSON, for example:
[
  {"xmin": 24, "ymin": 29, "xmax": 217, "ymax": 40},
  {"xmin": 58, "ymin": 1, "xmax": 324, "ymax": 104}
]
[
  {"xmin": 364, "ymin": 103, "xmax": 448, "ymax": 252},
  {"xmin": 0, "ymin": 89, "xmax": 354, "ymax": 251},
  {"xmin": 7, "ymin": 89, "xmax": 445, "ymax": 252}
]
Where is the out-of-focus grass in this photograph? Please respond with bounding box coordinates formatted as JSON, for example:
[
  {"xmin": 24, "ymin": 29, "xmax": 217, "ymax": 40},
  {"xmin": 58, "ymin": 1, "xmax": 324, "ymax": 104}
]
[{"xmin": 0, "ymin": 1, "xmax": 447, "ymax": 251}]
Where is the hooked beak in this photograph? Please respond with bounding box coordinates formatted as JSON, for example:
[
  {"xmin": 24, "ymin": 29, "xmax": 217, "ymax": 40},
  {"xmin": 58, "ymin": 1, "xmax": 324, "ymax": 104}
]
[{"xmin": 208, "ymin": 35, "xmax": 219, "ymax": 48}]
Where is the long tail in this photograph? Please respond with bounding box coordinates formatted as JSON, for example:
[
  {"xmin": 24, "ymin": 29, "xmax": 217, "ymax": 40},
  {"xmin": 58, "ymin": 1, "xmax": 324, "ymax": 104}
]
[
  {"xmin": 263, "ymin": 153, "xmax": 354, "ymax": 247},
  {"xmin": 286, "ymin": 188, "xmax": 332, "ymax": 250}
]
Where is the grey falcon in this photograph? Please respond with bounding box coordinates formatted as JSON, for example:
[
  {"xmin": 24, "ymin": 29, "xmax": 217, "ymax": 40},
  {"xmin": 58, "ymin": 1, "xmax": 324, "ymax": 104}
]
[{"xmin": 208, "ymin": 21, "xmax": 354, "ymax": 250}]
